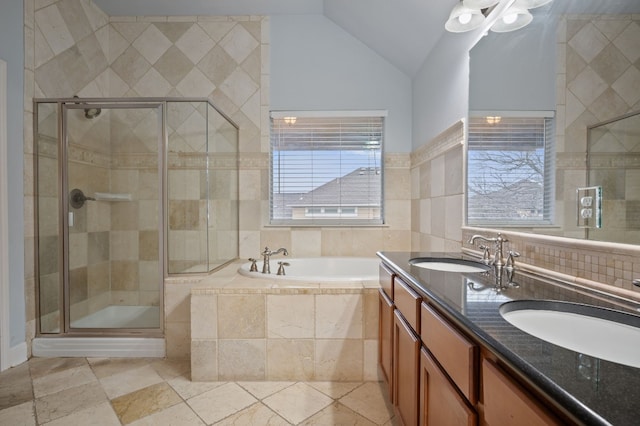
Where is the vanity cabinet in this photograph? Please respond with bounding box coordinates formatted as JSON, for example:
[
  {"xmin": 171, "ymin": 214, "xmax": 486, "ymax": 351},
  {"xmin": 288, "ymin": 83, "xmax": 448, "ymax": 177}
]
[
  {"xmin": 482, "ymin": 357, "xmax": 562, "ymax": 426},
  {"xmin": 378, "ymin": 260, "xmax": 569, "ymax": 426}
]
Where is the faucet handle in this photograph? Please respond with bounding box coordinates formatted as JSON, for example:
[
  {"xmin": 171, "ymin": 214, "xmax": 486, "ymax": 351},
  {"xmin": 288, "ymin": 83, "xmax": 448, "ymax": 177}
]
[
  {"xmin": 248, "ymin": 258, "xmax": 258, "ymax": 272},
  {"xmin": 506, "ymin": 250, "xmax": 520, "ymax": 270},
  {"xmin": 478, "ymin": 244, "xmax": 491, "ymax": 264},
  {"xmin": 277, "ymin": 261, "xmax": 290, "ymax": 276}
]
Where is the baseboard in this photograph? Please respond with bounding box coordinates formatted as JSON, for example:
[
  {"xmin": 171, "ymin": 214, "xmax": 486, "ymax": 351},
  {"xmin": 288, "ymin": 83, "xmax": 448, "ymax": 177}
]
[{"xmin": 6, "ymin": 342, "xmax": 27, "ymax": 368}]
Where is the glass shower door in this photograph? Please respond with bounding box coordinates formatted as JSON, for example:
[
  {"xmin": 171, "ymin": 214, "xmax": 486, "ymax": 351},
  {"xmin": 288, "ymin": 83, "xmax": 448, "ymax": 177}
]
[{"xmin": 64, "ymin": 103, "xmax": 163, "ymax": 331}]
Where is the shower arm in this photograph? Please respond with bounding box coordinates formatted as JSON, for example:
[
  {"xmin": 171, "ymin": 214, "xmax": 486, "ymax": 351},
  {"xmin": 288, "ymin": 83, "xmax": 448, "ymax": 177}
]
[{"xmin": 69, "ymin": 188, "xmax": 95, "ymax": 209}]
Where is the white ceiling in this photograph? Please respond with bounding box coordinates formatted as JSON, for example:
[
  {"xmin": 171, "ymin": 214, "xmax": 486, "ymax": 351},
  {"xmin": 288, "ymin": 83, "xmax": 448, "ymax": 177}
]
[{"xmin": 93, "ymin": 0, "xmax": 460, "ymax": 78}]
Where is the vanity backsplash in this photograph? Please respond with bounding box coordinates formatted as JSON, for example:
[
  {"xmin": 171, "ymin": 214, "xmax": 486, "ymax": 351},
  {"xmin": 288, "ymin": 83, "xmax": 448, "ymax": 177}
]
[{"xmin": 462, "ymin": 228, "xmax": 640, "ymax": 299}]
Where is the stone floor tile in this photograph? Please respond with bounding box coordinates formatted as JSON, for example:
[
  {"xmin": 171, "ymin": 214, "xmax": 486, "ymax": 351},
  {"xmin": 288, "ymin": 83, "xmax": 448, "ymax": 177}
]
[
  {"xmin": 99, "ymin": 364, "xmax": 164, "ymax": 399},
  {"xmin": 35, "ymin": 381, "xmax": 107, "ymax": 424},
  {"xmin": 237, "ymin": 381, "xmax": 294, "ymax": 399},
  {"xmin": 129, "ymin": 402, "xmax": 206, "ymax": 426},
  {"xmin": 213, "ymin": 401, "xmax": 291, "ymax": 425},
  {"xmin": 111, "ymin": 382, "xmax": 182, "ymax": 425},
  {"xmin": 167, "ymin": 374, "xmax": 227, "ymax": 400},
  {"xmin": 300, "ymin": 402, "xmax": 376, "ymax": 425},
  {"xmin": 338, "ymin": 382, "xmax": 394, "ymax": 425},
  {"xmin": 0, "ymin": 401, "xmax": 36, "ymax": 426},
  {"xmin": 88, "ymin": 357, "xmax": 159, "ymax": 379},
  {"xmin": 307, "ymin": 381, "xmax": 361, "ymax": 399},
  {"xmin": 29, "ymin": 357, "xmax": 88, "ymax": 379},
  {"xmin": 262, "ymin": 382, "xmax": 333, "ymax": 424},
  {"xmin": 40, "ymin": 401, "xmax": 120, "ymax": 426},
  {"xmin": 32, "ymin": 365, "xmax": 97, "ymax": 399},
  {"xmin": 150, "ymin": 358, "xmax": 191, "ymax": 380},
  {"xmin": 0, "ymin": 363, "xmax": 34, "ymax": 410},
  {"xmin": 187, "ymin": 382, "xmax": 257, "ymax": 424}
]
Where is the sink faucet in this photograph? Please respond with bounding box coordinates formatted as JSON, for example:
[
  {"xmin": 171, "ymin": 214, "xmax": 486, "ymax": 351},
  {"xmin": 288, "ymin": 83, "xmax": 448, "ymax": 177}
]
[
  {"xmin": 469, "ymin": 233, "xmax": 509, "ymax": 268},
  {"xmin": 261, "ymin": 246, "xmax": 289, "ymax": 274}
]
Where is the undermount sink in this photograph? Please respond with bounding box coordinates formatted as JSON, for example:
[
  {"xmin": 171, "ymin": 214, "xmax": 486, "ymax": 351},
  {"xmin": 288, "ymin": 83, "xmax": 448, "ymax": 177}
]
[
  {"xmin": 409, "ymin": 258, "xmax": 490, "ymax": 273},
  {"xmin": 500, "ymin": 300, "xmax": 640, "ymax": 369}
]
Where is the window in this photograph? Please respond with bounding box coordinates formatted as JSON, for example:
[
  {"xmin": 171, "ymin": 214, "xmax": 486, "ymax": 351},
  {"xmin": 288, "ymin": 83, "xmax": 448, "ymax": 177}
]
[
  {"xmin": 467, "ymin": 113, "xmax": 555, "ymax": 225},
  {"xmin": 270, "ymin": 112, "xmax": 384, "ymax": 225}
]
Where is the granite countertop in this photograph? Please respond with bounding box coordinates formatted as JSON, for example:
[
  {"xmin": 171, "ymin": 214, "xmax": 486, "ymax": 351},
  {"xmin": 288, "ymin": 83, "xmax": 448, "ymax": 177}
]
[{"xmin": 377, "ymin": 251, "xmax": 640, "ymax": 426}]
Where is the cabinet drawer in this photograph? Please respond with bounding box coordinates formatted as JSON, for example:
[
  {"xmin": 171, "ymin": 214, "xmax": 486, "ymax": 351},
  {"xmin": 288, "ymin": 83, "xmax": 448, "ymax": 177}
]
[
  {"xmin": 394, "ymin": 277, "xmax": 421, "ymax": 332},
  {"xmin": 420, "ymin": 348, "xmax": 477, "ymax": 426},
  {"xmin": 379, "ymin": 263, "xmax": 394, "ymax": 299},
  {"xmin": 483, "ymin": 358, "xmax": 562, "ymax": 426},
  {"xmin": 421, "ymin": 303, "xmax": 477, "ymax": 403}
]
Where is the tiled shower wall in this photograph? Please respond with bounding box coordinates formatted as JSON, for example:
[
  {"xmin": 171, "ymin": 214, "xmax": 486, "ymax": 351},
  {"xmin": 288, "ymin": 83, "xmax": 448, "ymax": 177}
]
[{"xmin": 555, "ymin": 14, "xmax": 640, "ymax": 244}]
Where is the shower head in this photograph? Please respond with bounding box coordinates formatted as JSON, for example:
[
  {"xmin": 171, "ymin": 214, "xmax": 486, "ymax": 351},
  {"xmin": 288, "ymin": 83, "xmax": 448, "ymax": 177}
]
[{"xmin": 84, "ymin": 106, "xmax": 101, "ymax": 119}]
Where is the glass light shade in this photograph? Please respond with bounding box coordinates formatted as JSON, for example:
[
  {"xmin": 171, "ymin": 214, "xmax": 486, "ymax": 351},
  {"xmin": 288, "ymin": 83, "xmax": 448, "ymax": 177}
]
[
  {"xmin": 462, "ymin": 0, "xmax": 500, "ymax": 9},
  {"xmin": 513, "ymin": 0, "xmax": 553, "ymax": 9},
  {"xmin": 491, "ymin": 6, "xmax": 532, "ymax": 32},
  {"xmin": 445, "ymin": 3, "xmax": 485, "ymax": 33}
]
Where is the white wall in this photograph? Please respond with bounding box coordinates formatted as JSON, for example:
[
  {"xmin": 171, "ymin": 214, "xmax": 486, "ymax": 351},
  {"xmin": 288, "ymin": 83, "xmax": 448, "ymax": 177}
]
[
  {"xmin": 0, "ymin": 0, "xmax": 26, "ymax": 359},
  {"xmin": 270, "ymin": 14, "xmax": 412, "ymax": 153},
  {"xmin": 411, "ymin": 30, "xmax": 477, "ymax": 150},
  {"xmin": 469, "ymin": 20, "xmax": 556, "ymax": 112}
]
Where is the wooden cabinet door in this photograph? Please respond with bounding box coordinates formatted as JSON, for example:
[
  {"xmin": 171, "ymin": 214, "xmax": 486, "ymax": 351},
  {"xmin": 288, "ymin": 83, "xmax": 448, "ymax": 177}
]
[
  {"xmin": 394, "ymin": 310, "xmax": 420, "ymax": 426},
  {"xmin": 420, "ymin": 348, "xmax": 477, "ymax": 426},
  {"xmin": 379, "ymin": 288, "xmax": 394, "ymax": 398},
  {"xmin": 482, "ymin": 358, "xmax": 562, "ymax": 426}
]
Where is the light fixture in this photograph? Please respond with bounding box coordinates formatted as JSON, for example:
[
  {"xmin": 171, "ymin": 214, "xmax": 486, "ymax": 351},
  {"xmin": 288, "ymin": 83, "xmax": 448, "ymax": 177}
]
[
  {"xmin": 283, "ymin": 116, "xmax": 297, "ymax": 125},
  {"xmin": 486, "ymin": 116, "xmax": 502, "ymax": 125},
  {"xmin": 490, "ymin": 5, "xmax": 532, "ymax": 32},
  {"xmin": 462, "ymin": 0, "xmax": 499, "ymax": 9},
  {"xmin": 445, "ymin": 3, "xmax": 485, "ymax": 33},
  {"xmin": 446, "ymin": 0, "xmax": 551, "ymax": 34}
]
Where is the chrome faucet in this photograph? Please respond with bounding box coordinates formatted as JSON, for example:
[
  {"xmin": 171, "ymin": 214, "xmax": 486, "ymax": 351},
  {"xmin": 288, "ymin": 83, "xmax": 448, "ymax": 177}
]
[
  {"xmin": 469, "ymin": 233, "xmax": 509, "ymax": 268},
  {"xmin": 261, "ymin": 246, "xmax": 289, "ymax": 274}
]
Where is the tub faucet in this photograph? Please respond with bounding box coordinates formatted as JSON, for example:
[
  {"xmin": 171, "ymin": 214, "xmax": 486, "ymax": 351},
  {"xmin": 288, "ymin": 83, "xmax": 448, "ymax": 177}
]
[
  {"xmin": 261, "ymin": 246, "xmax": 289, "ymax": 274},
  {"xmin": 469, "ymin": 233, "xmax": 508, "ymax": 268}
]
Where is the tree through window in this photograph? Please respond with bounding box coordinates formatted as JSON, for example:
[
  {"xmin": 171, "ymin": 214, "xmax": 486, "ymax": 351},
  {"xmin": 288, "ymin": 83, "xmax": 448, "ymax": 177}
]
[{"xmin": 467, "ymin": 114, "xmax": 555, "ymax": 225}]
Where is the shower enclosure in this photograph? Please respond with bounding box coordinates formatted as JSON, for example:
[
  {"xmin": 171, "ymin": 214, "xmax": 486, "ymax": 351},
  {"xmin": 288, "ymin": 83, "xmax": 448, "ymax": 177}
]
[
  {"xmin": 34, "ymin": 98, "xmax": 239, "ymax": 336},
  {"xmin": 587, "ymin": 109, "xmax": 640, "ymax": 244}
]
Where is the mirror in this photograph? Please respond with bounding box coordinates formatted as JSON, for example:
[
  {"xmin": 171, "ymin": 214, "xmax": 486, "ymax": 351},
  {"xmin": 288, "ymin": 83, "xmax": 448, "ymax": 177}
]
[{"xmin": 468, "ymin": 0, "xmax": 640, "ymax": 244}]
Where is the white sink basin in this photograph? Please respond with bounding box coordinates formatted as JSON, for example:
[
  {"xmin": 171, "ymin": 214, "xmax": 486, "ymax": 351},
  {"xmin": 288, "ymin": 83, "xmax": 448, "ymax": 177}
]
[
  {"xmin": 409, "ymin": 258, "xmax": 490, "ymax": 273},
  {"xmin": 500, "ymin": 300, "xmax": 640, "ymax": 368}
]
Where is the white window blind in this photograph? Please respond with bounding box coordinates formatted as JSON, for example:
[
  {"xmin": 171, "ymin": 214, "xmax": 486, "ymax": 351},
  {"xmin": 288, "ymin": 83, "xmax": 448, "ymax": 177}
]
[
  {"xmin": 467, "ymin": 114, "xmax": 555, "ymax": 225},
  {"xmin": 270, "ymin": 113, "xmax": 384, "ymax": 225}
]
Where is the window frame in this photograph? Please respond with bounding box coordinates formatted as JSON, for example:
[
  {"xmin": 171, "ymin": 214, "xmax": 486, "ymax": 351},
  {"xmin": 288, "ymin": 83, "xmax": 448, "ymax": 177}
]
[{"xmin": 269, "ymin": 110, "xmax": 386, "ymax": 227}]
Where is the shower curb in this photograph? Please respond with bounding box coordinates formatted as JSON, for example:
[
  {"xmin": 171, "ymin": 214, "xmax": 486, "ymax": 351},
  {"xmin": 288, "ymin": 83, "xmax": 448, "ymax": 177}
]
[{"xmin": 32, "ymin": 337, "xmax": 165, "ymax": 358}]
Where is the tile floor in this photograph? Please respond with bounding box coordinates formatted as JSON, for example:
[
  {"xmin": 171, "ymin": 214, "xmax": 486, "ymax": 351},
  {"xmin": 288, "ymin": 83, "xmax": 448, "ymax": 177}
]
[{"xmin": 0, "ymin": 357, "xmax": 398, "ymax": 425}]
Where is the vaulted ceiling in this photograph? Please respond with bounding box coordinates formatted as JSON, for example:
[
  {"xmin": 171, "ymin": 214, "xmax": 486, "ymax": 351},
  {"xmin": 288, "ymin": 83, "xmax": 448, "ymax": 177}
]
[{"xmin": 93, "ymin": 0, "xmax": 460, "ymax": 78}]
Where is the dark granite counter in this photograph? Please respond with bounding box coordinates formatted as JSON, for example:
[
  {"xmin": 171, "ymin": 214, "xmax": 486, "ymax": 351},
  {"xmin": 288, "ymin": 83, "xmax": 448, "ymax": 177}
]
[{"xmin": 377, "ymin": 251, "xmax": 640, "ymax": 426}]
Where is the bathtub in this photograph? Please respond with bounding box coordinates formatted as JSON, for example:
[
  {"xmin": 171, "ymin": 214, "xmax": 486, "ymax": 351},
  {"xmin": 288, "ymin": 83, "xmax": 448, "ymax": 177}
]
[{"xmin": 238, "ymin": 257, "xmax": 380, "ymax": 282}]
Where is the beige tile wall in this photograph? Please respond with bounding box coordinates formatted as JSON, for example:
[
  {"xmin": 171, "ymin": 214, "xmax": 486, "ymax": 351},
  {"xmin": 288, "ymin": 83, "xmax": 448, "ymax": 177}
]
[{"xmin": 410, "ymin": 121, "xmax": 465, "ymax": 252}]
